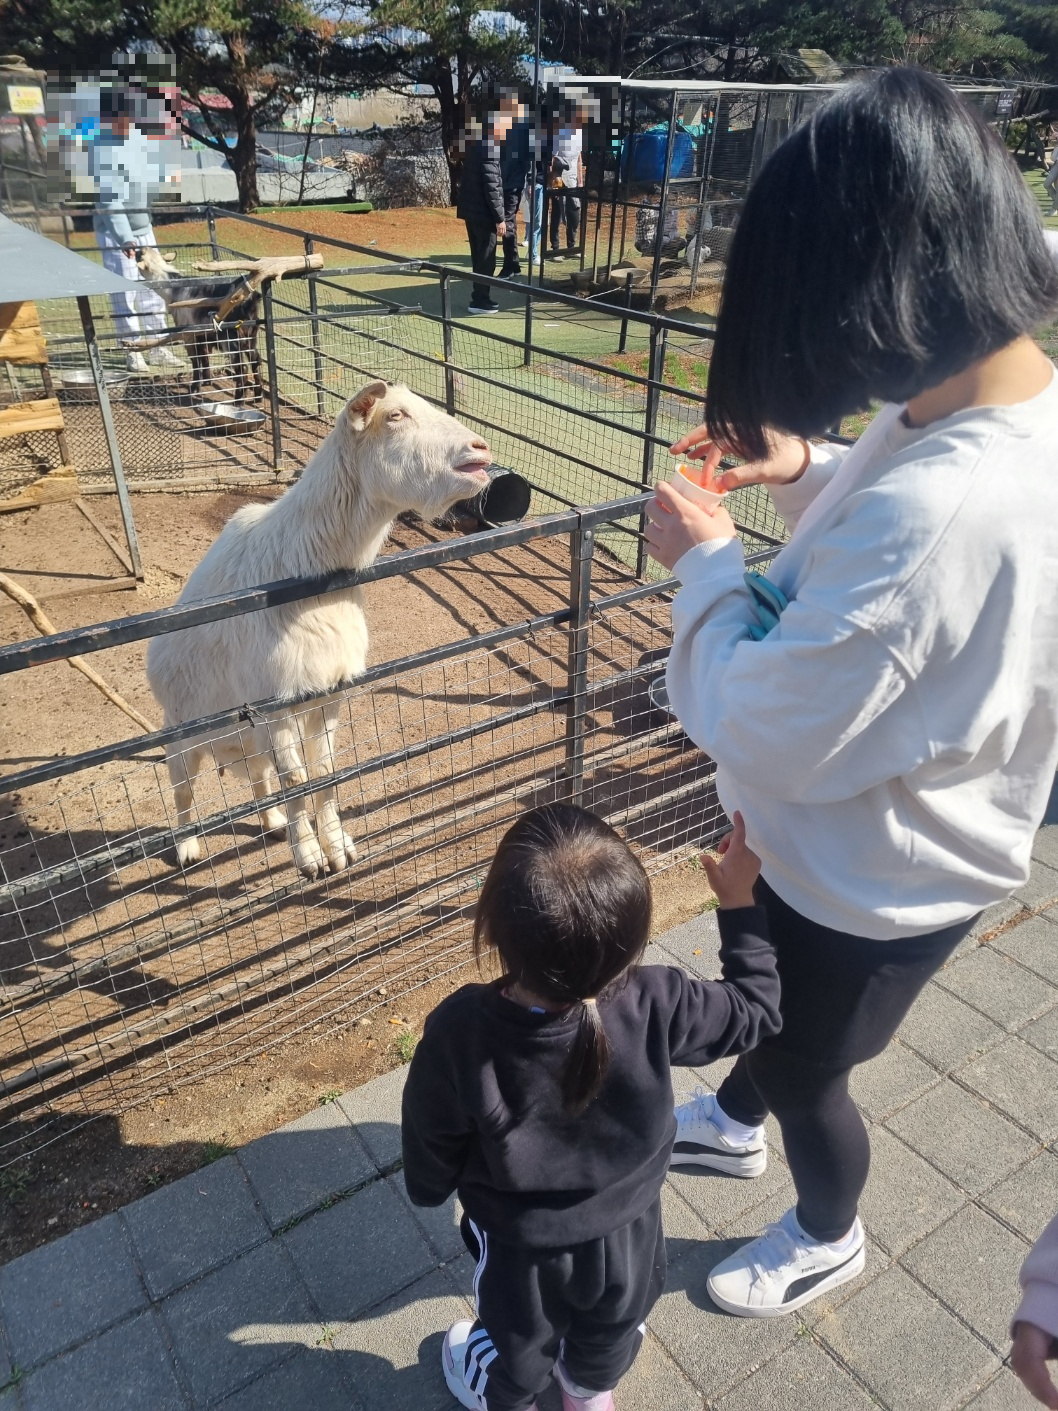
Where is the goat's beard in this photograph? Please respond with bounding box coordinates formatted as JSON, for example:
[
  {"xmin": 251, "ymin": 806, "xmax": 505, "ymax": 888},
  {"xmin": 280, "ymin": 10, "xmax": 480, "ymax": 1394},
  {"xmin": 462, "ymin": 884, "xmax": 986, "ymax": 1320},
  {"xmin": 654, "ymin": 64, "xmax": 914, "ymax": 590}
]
[{"xmin": 418, "ymin": 475, "xmax": 487, "ymax": 520}]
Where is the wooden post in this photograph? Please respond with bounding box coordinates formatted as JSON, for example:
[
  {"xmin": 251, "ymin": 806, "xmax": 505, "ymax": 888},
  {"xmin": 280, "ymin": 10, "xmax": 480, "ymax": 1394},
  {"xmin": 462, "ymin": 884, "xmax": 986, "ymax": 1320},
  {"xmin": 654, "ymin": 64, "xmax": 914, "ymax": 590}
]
[
  {"xmin": 305, "ymin": 236, "xmax": 325, "ymax": 419},
  {"xmin": 262, "ymin": 283, "xmax": 283, "ymax": 472}
]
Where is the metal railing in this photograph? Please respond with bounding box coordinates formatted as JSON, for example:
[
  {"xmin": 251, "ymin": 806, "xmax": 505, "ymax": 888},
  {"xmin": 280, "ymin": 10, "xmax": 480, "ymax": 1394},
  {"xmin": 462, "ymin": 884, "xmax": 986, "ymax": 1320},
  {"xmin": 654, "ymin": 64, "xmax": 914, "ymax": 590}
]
[{"xmin": 0, "ymin": 206, "xmax": 793, "ymax": 1162}]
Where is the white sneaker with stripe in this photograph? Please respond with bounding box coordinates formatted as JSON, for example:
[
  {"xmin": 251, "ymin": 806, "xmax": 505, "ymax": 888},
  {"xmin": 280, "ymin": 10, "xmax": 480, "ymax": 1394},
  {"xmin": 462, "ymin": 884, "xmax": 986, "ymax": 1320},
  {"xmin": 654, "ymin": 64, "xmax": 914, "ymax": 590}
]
[
  {"xmin": 670, "ymin": 1089, "xmax": 767, "ymax": 1177},
  {"xmin": 706, "ymin": 1206, "xmax": 866, "ymax": 1317}
]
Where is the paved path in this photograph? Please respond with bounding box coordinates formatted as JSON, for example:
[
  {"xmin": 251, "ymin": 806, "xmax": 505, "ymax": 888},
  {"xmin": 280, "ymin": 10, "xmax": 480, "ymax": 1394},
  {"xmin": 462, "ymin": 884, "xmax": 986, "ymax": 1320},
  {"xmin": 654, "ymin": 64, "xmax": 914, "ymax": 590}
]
[{"xmin": 2, "ymin": 829, "xmax": 1058, "ymax": 1410}]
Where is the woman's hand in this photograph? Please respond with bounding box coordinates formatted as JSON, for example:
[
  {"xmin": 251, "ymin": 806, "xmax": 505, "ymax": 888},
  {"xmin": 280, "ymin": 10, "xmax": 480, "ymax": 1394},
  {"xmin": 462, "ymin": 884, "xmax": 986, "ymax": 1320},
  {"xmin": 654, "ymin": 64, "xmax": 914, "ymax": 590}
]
[
  {"xmin": 669, "ymin": 426, "xmax": 811, "ymax": 493},
  {"xmin": 1012, "ymin": 1322, "xmax": 1058, "ymax": 1408},
  {"xmin": 645, "ymin": 480, "xmax": 736, "ymax": 570}
]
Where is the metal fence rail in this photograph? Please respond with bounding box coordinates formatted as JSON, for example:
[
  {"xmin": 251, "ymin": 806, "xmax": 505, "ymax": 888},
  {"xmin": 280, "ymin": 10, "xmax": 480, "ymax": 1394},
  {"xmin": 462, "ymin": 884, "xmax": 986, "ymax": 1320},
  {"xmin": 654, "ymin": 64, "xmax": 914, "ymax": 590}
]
[
  {"xmin": 0, "ymin": 207, "xmax": 795, "ymax": 1163},
  {"xmin": 5, "ymin": 204, "xmax": 793, "ymax": 545},
  {"xmin": 0, "ymin": 494, "xmax": 780, "ymax": 1163}
]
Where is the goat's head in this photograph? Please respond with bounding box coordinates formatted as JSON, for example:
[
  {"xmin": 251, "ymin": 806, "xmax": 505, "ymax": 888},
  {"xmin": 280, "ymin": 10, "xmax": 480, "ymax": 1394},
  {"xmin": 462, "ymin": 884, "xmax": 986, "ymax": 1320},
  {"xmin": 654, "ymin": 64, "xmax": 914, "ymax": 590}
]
[
  {"xmin": 135, "ymin": 246, "xmax": 179, "ymax": 280},
  {"xmin": 338, "ymin": 381, "xmax": 492, "ymax": 518}
]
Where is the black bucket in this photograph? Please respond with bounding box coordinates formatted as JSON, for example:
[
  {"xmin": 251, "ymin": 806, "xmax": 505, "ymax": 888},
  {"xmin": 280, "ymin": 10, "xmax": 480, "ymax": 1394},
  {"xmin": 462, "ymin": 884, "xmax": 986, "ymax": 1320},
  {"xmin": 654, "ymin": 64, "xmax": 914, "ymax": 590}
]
[{"xmin": 456, "ymin": 464, "xmax": 532, "ymax": 528}]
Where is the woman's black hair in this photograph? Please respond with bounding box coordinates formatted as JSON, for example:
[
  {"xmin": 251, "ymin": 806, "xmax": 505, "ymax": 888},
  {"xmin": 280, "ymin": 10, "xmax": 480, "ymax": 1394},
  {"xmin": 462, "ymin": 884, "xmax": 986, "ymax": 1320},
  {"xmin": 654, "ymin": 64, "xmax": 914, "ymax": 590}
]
[
  {"xmin": 473, "ymin": 804, "xmax": 652, "ymax": 1116},
  {"xmin": 706, "ymin": 68, "xmax": 1058, "ymax": 461}
]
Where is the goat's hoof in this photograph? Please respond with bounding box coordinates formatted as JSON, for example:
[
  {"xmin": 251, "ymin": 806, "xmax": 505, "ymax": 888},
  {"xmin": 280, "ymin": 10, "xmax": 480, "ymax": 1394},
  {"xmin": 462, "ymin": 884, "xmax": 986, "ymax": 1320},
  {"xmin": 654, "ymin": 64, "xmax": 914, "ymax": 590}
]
[
  {"xmin": 294, "ymin": 840, "xmax": 327, "ymax": 879},
  {"xmin": 176, "ymin": 837, "xmax": 203, "ymax": 868},
  {"xmin": 260, "ymin": 807, "xmax": 287, "ymax": 837},
  {"xmin": 321, "ymin": 831, "xmax": 357, "ymax": 873}
]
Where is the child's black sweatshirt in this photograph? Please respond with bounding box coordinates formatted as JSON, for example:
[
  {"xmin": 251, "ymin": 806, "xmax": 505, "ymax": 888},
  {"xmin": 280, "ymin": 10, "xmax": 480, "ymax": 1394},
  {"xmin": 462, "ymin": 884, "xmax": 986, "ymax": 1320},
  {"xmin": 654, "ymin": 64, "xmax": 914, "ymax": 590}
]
[{"xmin": 401, "ymin": 906, "xmax": 780, "ymax": 1247}]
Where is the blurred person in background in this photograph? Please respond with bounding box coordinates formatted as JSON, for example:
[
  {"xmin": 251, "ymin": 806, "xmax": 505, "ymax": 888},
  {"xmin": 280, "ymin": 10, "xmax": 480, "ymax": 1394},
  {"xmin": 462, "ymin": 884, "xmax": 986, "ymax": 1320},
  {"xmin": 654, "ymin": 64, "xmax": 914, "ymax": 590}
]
[
  {"xmin": 457, "ymin": 88, "xmax": 519, "ymax": 315},
  {"xmin": 549, "ymin": 99, "xmax": 583, "ymax": 262},
  {"xmin": 91, "ymin": 86, "xmax": 182, "ymax": 373},
  {"xmin": 499, "ymin": 99, "xmax": 533, "ymax": 281}
]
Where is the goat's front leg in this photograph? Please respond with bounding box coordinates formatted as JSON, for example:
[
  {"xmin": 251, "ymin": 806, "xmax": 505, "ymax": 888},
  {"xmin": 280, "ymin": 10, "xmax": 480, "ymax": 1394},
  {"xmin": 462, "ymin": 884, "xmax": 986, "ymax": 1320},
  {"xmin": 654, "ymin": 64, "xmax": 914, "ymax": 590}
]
[
  {"xmin": 269, "ymin": 718, "xmax": 326, "ymax": 879},
  {"xmin": 246, "ymin": 746, "xmax": 286, "ymax": 836},
  {"xmin": 166, "ymin": 743, "xmax": 206, "ymax": 867},
  {"xmin": 305, "ymin": 703, "xmax": 356, "ymax": 872},
  {"xmin": 249, "ymin": 333, "xmax": 264, "ymax": 401}
]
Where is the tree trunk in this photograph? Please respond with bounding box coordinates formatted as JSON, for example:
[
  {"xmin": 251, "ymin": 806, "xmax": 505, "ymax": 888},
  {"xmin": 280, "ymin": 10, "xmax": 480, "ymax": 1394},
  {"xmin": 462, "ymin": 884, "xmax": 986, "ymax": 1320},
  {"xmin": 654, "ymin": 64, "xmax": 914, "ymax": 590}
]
[
  {"xmin": 435, "ymin": 68, "xmax": 460, "ymax": 205},
  {"xmin": 233, "ymin": 101, "xmax": 260, "ymax": 213},
  {"xmin": 610, "ymin": 8, "xmax": 628, "ymax": 75}
]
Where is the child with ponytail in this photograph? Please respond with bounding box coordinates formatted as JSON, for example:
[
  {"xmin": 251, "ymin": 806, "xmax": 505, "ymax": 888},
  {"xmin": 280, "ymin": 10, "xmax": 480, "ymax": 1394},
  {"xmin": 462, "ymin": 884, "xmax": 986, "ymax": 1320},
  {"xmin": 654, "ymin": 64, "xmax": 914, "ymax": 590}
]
[{"xmin": 401, "ymin": 803, "xmax": 781, "ymax": 1411}]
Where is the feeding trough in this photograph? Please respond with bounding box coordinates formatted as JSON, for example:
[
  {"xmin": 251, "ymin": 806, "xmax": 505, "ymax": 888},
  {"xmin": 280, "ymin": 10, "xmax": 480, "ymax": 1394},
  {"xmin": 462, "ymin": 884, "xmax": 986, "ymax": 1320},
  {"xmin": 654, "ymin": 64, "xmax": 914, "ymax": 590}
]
[
  {"xmin": 195, "ymin": 401, "xmax": 267, "ymax": 434},
  {"xmin": 55, "ymin": 368, "xmax": 130, "ymax": 402}
]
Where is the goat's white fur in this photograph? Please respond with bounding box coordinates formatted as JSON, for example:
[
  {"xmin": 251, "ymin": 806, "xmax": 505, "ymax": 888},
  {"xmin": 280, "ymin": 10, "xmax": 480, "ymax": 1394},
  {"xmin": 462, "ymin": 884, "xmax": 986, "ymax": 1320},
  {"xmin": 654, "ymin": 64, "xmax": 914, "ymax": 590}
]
[{"xmin": 146, "ymin": 381, "xmax": 492, "ymax": 878}]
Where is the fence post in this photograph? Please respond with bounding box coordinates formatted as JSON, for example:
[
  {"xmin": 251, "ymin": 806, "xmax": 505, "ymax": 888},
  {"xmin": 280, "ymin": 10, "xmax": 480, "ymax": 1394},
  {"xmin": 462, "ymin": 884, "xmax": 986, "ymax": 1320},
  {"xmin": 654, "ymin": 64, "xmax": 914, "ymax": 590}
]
[
  {"xmin": 648, "ymin": 92, "xmax": 680, "ymax": 309},
  {"xmin": 537, "ymin": 188, "xmax": 550, "ymax": 287},
  {"xmin": 523, "ymin": 285, "xmax": 533, "ymax": 369},
  {"xmin": 440, "ymin": 271, "xmax": 456, "ymax": 414},
  {"xmin": 564, "ymin": 520, "xmax": 595, "ymax": 807},
  {"xmin": 262, "ymin": 283, "xmax": 283, "ymax": 472},
  {"xmin": 637, "ymin": 322, "xmax": 667, "ymax": 578},
  {"xmin": 617, "ymin": 271, "xmax": 634, "ymax": 354},
  {"xmin": 207, "ymin": 207, "xmax": 219, "ymax": 260},
  {"xmin": 305, "ymin": 235, "xmax": 325, "ymax": 420},
  {"xmin": 76, "ymin": 296, "xmax": 143, "ymax": 580}
]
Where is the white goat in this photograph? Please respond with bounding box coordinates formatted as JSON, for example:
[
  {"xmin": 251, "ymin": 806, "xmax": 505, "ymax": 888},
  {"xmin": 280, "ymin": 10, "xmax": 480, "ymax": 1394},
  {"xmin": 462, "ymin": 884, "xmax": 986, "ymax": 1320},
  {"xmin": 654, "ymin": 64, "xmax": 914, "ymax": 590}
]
[{"xmin": 146, "ymin": 381, "xmax": 492, "ymax": 878}]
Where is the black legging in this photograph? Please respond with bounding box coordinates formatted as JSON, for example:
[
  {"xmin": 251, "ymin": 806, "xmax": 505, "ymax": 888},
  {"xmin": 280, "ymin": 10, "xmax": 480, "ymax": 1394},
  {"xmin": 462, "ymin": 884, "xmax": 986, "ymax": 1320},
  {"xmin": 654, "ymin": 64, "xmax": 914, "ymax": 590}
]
[{"xmin": 716, "ymin": 879, "xmax": 977, "ymax": 1243}]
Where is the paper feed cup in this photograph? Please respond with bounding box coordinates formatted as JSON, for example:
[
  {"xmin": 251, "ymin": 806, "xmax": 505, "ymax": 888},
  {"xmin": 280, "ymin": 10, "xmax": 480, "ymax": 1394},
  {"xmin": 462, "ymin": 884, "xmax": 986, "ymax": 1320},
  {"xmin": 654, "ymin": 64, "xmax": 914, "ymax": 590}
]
[{"xmin": 667, "ymin": 461, "xmax": 725, "ymax": 509}]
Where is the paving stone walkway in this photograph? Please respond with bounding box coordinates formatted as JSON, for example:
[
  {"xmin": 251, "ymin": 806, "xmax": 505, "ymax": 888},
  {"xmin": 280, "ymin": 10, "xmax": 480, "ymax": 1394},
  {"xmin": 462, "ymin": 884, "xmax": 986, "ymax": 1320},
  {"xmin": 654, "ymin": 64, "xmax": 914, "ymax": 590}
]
[{"xmin": 2, "ymin": 829, "xmax": 1058, "ymax": 1410}]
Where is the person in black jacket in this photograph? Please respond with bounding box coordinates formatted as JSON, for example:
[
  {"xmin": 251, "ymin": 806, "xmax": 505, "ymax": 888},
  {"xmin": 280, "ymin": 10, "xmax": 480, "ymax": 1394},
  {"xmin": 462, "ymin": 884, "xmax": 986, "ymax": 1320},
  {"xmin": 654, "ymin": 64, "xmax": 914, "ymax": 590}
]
[
  {"xmin": 457, "ymin": 90, "xmax": 519, "ymax": 314},
  {"xmin": 402, "ymin": 804, "xmax": 781, "ymax": 1411},
  {"xmin": 498, "ymin": 114, "xmax": 533, "ymax": 280}
]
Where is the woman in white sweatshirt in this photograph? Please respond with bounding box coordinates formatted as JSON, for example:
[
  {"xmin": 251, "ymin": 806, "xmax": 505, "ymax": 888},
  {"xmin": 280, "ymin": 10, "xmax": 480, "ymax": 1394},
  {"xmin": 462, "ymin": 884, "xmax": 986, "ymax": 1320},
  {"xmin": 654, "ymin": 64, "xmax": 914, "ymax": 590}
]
[{"xmin": 645, "ymin": 68, "xmax": 1058, "ymax": 1318}]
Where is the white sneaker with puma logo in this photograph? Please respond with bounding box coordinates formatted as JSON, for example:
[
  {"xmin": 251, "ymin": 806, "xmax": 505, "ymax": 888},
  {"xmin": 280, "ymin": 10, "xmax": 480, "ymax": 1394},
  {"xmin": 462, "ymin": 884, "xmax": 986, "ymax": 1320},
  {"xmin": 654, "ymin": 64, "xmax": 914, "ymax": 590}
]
[{"xmin": 707, "ymin": 1206, "xmax": 866, "ymax": 1317}]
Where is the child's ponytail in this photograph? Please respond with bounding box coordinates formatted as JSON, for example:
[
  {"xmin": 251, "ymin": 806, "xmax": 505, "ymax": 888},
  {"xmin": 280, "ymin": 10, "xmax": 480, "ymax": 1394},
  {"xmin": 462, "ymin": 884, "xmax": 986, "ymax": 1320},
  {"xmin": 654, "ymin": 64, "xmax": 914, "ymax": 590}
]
[
  {"xmin": 475, "ymin": 804, "xmax": 652, "ymax": 1117},
  {"xmin": 561, "ymin": 996, "xmax": 610, "ymax": 1116}
]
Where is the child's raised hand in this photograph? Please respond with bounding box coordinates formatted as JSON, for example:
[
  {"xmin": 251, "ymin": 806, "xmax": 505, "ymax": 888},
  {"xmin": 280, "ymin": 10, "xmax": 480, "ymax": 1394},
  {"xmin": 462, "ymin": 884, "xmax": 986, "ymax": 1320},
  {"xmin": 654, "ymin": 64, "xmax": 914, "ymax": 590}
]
[
  {"xmin": 701, "ymin": 812, "xmax": 760, "ymax": 911},
  {"xmin": 1012, "ymin": 1321, "xmax": 1058, "ymax": 1408}
]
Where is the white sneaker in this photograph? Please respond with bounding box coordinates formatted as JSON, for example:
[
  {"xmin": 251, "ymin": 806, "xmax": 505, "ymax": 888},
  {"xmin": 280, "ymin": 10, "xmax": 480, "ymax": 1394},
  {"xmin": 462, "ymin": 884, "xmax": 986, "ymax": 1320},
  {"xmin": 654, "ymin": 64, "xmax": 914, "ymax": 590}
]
[
  {"xmin": 442, "ymin": 1321, "xmax": 541, "ymax": 1411},
  {"xmin": 149, "ymin": 346, "xmax": 184, "ymax": 368},
  {"xmin": 125, "ymin": 351, "xmax": 150, "ymax": 373},
  {"xmin": 707, "ymin": 1207, "xmax": 866, "ymax": 1318},
  {"xmin": 671, "ymin": 1090, "xmax": 767, "ymax": 1177}
]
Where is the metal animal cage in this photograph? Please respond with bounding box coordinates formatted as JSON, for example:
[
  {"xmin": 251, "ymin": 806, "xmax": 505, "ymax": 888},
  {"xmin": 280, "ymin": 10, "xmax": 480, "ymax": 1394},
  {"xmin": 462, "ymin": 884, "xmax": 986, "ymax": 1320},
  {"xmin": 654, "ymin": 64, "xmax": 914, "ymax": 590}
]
[
  {"xmin": 0, "ymin": 207, "xmax": 793, "ymax": 1164},
  {"xmin": 565, "ymin": 77, "xmax": 1016, "ymax": 311}
]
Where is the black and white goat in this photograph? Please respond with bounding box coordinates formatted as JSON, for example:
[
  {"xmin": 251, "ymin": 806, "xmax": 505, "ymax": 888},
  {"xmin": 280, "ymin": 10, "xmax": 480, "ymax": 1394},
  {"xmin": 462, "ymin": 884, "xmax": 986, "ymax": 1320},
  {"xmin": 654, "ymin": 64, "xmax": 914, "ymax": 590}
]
[{"xmin": 135, "ymin": 245, "xmax": 263, "ymax": 401}]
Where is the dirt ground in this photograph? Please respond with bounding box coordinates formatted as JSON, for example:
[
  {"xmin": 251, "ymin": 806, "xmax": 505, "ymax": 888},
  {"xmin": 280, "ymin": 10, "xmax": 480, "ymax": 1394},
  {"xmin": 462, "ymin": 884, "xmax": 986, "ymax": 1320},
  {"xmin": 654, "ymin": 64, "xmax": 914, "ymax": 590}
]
[
  {"xmin": 0, "ymin": 856, "xmax": 711, "ymax": 1266},
  {"xmin": 0, "ymin": 485, "xmax": 716, "ymax": 1265}
]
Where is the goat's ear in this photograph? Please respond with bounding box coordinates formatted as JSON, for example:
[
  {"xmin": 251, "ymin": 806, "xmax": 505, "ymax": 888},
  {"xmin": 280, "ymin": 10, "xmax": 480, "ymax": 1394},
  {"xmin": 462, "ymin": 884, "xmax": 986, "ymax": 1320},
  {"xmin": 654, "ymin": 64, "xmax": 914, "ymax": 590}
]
[{"xmin": 346, "ymin": 380, "xmax": 389, "ymax": 431}]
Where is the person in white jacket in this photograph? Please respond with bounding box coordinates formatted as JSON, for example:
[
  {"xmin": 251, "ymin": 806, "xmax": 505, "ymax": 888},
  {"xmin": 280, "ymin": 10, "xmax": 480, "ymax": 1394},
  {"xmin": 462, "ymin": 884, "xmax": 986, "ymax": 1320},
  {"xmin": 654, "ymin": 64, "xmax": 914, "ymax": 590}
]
[
  {"xmin": 1013, "ymin": 1213, "xmax": 1058, "ymax": 1407},
  {"xmin": 644, "ymin": 68, "xmax": 1058, "ymax": 1318},
  {"xmin": 90, "ymin": 88, "xmax": 181, "ymax": 373}
]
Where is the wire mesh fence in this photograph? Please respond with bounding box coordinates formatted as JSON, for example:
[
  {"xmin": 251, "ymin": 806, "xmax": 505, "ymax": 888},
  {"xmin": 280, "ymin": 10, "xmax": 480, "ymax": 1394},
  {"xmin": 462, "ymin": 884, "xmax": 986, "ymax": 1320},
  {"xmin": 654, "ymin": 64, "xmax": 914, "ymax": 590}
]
[
  {"xmin": 3, "ymin": 205, "xmax": 793, "ymax": 562},
  {"xmin": 0, "ymin": 502, "xmax": 781, "ymax": 1163},
  {"xmin": 1, "ymin": 206, "xmax": 794, "ymax": 1163},
  {"xmin": 1, "ymin": 209, "xmax": 722, "ymax": 519}
]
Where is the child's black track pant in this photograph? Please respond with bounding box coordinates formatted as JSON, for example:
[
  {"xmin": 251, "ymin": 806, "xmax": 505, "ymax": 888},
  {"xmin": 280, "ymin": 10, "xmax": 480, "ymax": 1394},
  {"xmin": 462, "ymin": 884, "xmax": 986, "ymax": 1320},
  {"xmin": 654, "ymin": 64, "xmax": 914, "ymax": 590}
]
[{"xmin": 457, "ymin": 1199, "xmax": 666, "ymax": 1410}]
